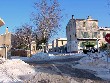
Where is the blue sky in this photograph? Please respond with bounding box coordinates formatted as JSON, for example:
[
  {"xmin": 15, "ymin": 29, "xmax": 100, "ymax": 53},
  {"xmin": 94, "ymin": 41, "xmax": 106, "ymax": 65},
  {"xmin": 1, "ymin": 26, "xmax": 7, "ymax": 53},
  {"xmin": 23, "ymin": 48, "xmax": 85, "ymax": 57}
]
[{"xmin": 0, "ymin": 0, "xmax": 110, "ymax": 42}]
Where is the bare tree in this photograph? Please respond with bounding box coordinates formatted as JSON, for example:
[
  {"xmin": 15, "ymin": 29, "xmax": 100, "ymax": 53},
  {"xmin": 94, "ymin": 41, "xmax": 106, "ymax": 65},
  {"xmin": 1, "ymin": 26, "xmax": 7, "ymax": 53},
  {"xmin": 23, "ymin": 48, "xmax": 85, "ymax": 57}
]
[
  {"xmin": 31, "ymin": 0, "xmax": 62, "ymax": 52},
  {"xmin": 12, "ymin": 24, "xmax": 33, "ymax": 56}
]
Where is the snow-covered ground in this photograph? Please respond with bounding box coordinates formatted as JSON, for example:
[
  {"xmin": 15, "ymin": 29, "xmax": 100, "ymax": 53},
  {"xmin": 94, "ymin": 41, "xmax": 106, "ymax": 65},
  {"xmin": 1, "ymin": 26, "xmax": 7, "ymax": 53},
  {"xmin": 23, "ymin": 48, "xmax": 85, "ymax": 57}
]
[
  {"xmin": 11, "ymin": 52, "xmax": 86, "ymax": 62},
  {"xmin": 73, "ymin": 51, "xmax": 110, "ymax": 80},
  {"xmin": 0, "ymin": 52, "xmax": 85, "ymax": 83},
  {"xmin": 0, "ymin": 58, "xmax": 35, "ymax": 83},
  {"xmin": 1, "ymin": 51, "xmax": 110, "ymax": 82}
]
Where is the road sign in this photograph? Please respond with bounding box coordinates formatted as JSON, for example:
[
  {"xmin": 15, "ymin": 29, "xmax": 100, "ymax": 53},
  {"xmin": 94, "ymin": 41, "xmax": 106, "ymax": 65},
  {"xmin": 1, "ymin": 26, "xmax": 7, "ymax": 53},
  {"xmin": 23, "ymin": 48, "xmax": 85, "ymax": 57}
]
[{"xmin": 105, "ymin": 34, "xmax": 110, "ymax": 44}]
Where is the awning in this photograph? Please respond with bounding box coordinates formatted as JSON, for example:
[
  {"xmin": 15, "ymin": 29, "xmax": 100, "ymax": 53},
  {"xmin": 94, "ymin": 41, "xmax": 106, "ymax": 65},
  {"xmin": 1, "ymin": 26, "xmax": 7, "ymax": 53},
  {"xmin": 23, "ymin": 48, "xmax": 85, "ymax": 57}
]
[{"xmin": 0, "ymin": 18, "xmax": 5, "ymax": 27}]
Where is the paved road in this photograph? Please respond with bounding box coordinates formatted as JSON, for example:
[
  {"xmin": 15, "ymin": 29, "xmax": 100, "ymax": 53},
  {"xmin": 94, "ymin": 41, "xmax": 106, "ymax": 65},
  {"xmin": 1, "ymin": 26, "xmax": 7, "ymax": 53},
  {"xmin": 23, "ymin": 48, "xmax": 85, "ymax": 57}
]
[
  {"xmin": 25, "ymin": 56, "xmax": 110, "ymax": 83},
  {"xmin": 26, "ymin": 56, "xmax": 83, "ymax": 64}
]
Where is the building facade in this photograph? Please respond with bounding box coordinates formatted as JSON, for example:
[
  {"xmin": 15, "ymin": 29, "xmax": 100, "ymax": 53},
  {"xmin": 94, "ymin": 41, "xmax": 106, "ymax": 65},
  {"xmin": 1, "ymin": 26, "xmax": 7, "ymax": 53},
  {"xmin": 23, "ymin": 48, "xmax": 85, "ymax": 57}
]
[
  {"xmin": 66, "ymin": 15, "xmax": 110, "ymax": 53},
  {"xmin": 98, "ymin": 27, "xmax": 110, "ymax": 46},
  {"xmin": 0, "ymin": 27, "xmax": 38, "ymax": 57},
  {"xmin": 52, "ymin": 38, "xmax": 67, "ymax": 53},
  {"xmin": 0, "ymin": 27, "xmax": 12, "ymax": 58}
]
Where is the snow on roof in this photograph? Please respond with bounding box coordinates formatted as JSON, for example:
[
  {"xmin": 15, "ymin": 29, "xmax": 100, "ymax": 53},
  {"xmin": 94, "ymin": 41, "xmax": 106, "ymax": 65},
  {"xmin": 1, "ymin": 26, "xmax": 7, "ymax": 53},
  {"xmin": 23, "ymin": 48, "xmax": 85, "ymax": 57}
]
[
  {"xmin": 57, "ymin": 38, "xmax": 67, "ymax": 40},
  {"xmin": 99, "ymin": 27, "xmax": 110, "ymax": 30},
  {"xmin": 0, "ymin": 18, "xmax": 5, "ymax": 27}
]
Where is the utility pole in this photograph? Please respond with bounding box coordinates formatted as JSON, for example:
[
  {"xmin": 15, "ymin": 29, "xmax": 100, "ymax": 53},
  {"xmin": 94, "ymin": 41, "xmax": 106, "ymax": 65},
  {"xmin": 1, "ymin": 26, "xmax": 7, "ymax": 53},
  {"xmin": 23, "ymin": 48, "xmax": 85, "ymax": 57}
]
[
  {"xmin": 96, "ymin": 26, "xmax": 99, "ymax": 52},
  {"xmin": 96, "ymin": 32, "xmax": 99, "ymax": 52}
]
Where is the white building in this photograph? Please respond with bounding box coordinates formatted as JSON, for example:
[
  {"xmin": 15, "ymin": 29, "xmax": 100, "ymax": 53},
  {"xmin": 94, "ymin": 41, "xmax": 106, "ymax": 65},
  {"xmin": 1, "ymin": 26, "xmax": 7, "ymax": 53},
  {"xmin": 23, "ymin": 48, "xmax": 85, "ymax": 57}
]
[
  {"xmin": 52, "ymin": 38, "xmax": 67, "ymax": 53},
  {"xmin": 66, "ymin": 15, "xmax": 110, "ymax": 53}
]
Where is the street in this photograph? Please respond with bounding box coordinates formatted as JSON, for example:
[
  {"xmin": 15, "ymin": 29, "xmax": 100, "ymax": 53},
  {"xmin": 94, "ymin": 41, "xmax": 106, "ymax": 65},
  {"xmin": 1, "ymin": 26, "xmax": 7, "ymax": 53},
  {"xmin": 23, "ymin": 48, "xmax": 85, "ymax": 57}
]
[{"xmin": 25, "ymin": 57, "xmax": 110, "ymax": 83}]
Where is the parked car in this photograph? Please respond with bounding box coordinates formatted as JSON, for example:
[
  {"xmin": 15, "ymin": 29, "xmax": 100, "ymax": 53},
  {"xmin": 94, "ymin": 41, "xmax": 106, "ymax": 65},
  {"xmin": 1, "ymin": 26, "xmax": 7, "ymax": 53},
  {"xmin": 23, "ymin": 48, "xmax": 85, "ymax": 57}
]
[
  {"xmin": 90, "ymin": 47, "xmax": 98, "ymax": 53},
  {"xmin": 83, "ymin": 48, "xmax": 98, "ymax": 54}
]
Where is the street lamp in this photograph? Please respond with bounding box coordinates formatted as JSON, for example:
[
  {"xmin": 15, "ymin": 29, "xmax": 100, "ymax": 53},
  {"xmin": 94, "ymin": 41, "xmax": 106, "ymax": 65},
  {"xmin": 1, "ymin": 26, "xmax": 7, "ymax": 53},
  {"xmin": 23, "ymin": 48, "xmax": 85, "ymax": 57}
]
[
  {"xmin": 96, "ymin": 29, "xmax": 100, "ymax": 52},
  {"xmin": 96, "ymin": 32, "xmax": 98, "ymax": 51}
]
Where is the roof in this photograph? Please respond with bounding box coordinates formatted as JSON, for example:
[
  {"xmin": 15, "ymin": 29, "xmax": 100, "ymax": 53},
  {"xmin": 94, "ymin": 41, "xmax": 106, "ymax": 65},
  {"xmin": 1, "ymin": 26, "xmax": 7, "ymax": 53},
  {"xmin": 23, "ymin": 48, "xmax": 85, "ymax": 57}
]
[
  {"xmin": 99, "ymin": 27, "xmax": 110, "ymax": 31},
  {"xmin": 57, "ymin": 38, "xmax": 67, "ymax": 40},
  {"xmin": 77, "ymin": 38, "xmax": 101, "ymax": 41},
  {"xmin": 75, "ymin": 19, "xmax": 98, "ymax": 22},
  {"xmin": 0, "ymin": 18, "xmax": 5, "ymax": 27}
]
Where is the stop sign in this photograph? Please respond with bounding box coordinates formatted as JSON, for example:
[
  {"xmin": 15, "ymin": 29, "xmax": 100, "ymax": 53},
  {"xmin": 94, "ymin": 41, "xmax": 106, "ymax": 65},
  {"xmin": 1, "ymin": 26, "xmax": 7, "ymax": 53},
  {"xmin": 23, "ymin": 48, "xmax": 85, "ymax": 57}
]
[{"xmin": 105, "ymin": 34, "xmax": 110, "ymax": 44}]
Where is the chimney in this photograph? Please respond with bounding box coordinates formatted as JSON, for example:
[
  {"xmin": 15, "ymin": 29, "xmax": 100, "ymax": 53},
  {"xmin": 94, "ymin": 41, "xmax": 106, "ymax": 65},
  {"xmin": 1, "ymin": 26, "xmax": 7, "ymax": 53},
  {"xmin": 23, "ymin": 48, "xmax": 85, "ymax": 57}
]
[
  {"xmin": 6, "ymin": 27, "xmax": 8, "ymax": 34},
  {"xmin": 72, "ymin": 15, "xmax": 74, "ymax": 19},
  {"xmin": 87, "ymin": 16, "xmax": 92, "ymax": 19}
]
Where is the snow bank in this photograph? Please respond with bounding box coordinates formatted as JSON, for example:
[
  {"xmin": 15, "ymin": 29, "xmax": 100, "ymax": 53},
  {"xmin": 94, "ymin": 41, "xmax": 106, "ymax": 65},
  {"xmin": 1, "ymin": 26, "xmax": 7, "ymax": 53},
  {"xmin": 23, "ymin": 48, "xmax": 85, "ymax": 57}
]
[
  {"xmin": 49, "ymin": 53, "xmax": 85, "ymax": 60},
  {"xmin": 11, "ymin": 52, "xmax": 86, "ymax": 62},
  {"xmin": 29, "ymin": 52, "xmax": 50, "ymax": 61},
  {"xmin": 0, "ymin": 58, "xmax": 35, "ymax": 83},
  {"xmin": 73, "ymin": 52, "xmax": 110, "ymax": 80},
  {"xmin": 0, "ymin": 58, "xmax": 6, "ymax": 64},
  {"xmin": 28, "ymin": 52, "xmax": 83, "ymax": 61}
]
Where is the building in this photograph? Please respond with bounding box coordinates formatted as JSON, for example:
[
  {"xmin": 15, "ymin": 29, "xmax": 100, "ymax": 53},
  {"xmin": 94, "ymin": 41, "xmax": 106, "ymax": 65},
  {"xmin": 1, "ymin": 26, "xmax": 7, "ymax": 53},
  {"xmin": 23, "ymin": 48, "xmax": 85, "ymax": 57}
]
[
  {"xmin": 0, "ymin": 27, "xmax": 37, "ymax": 57},
  {"xmin": 0, "ymin": 27, "xmax": 12, "ymax": 58},
  {"xmin": 98, "ymin": 27, "xmax": 110, "ymax": 46},
  {"xmin": 52, "ymin": 38, "xmax": 67, "ymax": 53},
  {"xmin": 66, "ymin": 15, "xmax": 110, "ymax": 53}
]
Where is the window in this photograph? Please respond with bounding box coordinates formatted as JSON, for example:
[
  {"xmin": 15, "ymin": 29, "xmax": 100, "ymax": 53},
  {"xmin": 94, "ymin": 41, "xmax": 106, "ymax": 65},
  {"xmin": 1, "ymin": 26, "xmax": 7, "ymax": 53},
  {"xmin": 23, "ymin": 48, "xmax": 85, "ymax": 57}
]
[
  {"xmin": 93, "ymin": 32, "xmax": 97, "ymax": 38},
  {"xmin": 75, "ymin": 33, "xmax": 77, "ymax": 37},
  {"xmin": 61, "ymin": 41, "xmax": 63, "ymax": 45},
  {"xmin": 69, "ymin": 24, "xmax": 71, "ymax": 31},
  {"xmin": 82, "ymin": 32, "xmax": 89, "ymax": 38},
  {"xmin": 70, "ymin": 35, "xmax": 71, "ymax": 41},
  {"xmin": 33, "ymin": 46, "xmax": 35, "ymax": 50},
  {"xmin": 70, "ymin": 45, "xmax": 71, "ymax": 51},
  {"xmin": 83, "ymin": 22, "xmax": 86, "ymax": 27},
  {"xmin": 69, "ymin": 27, "xmax": 70, "ymax": 31},
  {"xmin": 103, "ymin": 32, "xmax": 106, "ymax": 38}
]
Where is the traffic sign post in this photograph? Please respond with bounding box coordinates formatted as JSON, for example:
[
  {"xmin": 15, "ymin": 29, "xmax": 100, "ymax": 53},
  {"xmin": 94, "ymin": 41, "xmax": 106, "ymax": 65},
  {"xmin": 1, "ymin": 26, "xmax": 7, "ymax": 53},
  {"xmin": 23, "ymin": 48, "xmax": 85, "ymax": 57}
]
[
  {"xmin": 105, "ymin": 33, "xmax": 110, "ymax": 73},
  {"xmin": 105, "ymin": 34, "xmax": 110, "ymax": 44}
]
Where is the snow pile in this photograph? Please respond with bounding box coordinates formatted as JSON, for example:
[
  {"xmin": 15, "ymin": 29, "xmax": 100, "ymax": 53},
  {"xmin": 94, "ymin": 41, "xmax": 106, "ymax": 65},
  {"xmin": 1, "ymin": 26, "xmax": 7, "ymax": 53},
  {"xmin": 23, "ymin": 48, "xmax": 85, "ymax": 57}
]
[
  {"xmin": 78, "ymin": 53, "xmax": 105, "ymax": 66},
  {"xmin": 29, "ymin": 52, "xmax": 50, "ymax": 61},
  {"xmin": 74, "ymin": 52, "xmax": 110, "ymax": 80},
  {"xmin": 0, "ymin": 58, "xmax": 6, "ymax": 64},
  {"xmin": 11, "ymin": 56, "xmax": 30, "ymax": 62},
  {"xmin": 11, "ymin": 52, "xmax": 86, "ymax": 62},
  {"xmin": 49, "ymin": 53, "xmax": 85, "ymax": 60},
  {"xmin": 0, "ymin": 59, "xmax": 35, "ymax": 83}
]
